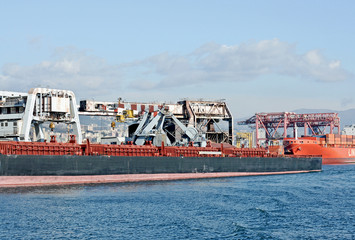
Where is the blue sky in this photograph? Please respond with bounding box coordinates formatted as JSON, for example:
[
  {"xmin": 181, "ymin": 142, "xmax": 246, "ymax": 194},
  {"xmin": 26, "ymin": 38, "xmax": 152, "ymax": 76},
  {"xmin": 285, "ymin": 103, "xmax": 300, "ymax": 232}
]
[{"xmin": 1, "ymin": 0, "xmax": 354, "ymax": 117}]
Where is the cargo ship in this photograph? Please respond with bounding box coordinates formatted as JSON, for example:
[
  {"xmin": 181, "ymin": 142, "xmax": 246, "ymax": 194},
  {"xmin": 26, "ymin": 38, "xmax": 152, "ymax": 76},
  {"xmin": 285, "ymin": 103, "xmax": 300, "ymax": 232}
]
[
  {"xmin": 0, "ymin": 136, "xmax": 321, "ymax": 187},
  {"xmin": 284, "ymin": 134, "xmax": 355, "ymax": 165},
  {"xmin": 0, "ymin": 88, "xmax": 321, "ymax": 187}
]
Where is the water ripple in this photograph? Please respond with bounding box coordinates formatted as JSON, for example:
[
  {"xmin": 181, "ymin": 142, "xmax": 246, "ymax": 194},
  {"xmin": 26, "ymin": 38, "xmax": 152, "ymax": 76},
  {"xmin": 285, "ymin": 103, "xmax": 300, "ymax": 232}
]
[{"xmin": 0, "ymin": 165, "xmax": 355, "ymax": 239}]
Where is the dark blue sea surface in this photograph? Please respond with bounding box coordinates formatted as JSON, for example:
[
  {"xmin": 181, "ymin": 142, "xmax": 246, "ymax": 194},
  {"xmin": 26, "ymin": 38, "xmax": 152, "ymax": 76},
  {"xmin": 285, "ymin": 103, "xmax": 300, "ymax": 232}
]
[{"xmin": 1, "ymin": 165, "xmax": 354, "ymax": 240}]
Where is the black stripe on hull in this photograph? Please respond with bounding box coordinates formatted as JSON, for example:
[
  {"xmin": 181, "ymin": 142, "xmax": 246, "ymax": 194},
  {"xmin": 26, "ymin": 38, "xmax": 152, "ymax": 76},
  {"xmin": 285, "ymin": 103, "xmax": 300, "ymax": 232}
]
[{"xmin": 0, "ymin": 155, "xmax": 322, "ymax": 176}]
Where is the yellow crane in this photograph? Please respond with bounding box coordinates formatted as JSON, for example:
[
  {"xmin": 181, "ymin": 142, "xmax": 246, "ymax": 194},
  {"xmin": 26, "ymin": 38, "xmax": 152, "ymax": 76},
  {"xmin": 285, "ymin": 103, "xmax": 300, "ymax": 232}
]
[
  {"xmin": 236, "ymin": 132, "xmax": 253, "ymax": 148},
  {"xmin": 112, "ymin": 110, "xmax": 136, "ymax": 129}
]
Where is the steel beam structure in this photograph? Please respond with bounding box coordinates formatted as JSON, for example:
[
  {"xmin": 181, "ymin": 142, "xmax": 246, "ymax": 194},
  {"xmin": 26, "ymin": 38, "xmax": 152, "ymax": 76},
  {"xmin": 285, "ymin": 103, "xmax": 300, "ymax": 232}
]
[{"xmin": 239, "ymin": 112, "xmax": 340, "ymax": 147}]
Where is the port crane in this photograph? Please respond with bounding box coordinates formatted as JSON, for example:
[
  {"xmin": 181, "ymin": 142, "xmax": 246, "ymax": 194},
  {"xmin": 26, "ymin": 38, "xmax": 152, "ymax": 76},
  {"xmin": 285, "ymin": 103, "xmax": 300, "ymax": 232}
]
[{"xmin": 239, "ymin": 112, "xmax": 340, "ymax": 147}]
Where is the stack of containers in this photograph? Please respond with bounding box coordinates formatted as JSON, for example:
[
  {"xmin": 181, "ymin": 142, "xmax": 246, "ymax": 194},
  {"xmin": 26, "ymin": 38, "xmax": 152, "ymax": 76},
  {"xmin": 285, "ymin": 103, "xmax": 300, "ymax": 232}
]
[
  {"xmin": 341, "ymin": 135, "xmax": 347, "ymax": 145},
  {"xmin": 326, "ymin": 134, "xmax": 335, "ymax": 144},
  {"xmin": 334, "ymin": 134, "xmax": 341, "ymax": 145},
  {"xmin": 346, "ymin": 135, "xmax": 353, "ymax": 145}
]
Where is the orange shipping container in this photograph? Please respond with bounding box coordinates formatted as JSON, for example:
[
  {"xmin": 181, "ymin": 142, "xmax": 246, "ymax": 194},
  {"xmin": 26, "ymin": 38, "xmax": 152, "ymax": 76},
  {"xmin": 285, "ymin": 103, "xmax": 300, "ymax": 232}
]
[{"xmin": 326, "ymin": 134, "xmax": 334, "ymax": 139}]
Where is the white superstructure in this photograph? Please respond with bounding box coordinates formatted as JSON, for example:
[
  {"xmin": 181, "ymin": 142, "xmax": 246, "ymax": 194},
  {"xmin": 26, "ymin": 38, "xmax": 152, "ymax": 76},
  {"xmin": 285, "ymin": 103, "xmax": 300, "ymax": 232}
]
[
  {"xmin": 0, "ymin": 88, "xmax": 81, "ymax": 143},
  {"xmin": 341, "ymin": 124, "xmax": 355, "ymax": 136}
]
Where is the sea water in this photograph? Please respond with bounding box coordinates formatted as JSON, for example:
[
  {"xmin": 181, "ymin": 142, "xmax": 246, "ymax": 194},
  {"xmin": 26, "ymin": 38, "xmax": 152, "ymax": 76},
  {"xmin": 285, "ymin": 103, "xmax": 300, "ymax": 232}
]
[{"xmin": 0, "ymin": 165, "xmax": 354, "ymax": 240}]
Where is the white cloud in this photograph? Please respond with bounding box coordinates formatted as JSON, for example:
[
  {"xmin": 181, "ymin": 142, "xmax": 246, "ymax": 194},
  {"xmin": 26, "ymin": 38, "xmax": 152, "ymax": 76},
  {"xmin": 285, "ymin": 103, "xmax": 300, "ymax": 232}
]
[
  {"xmin": 0, "ymin": 47, "xmax": 123, "ymax": 99},
  {"xmin": 0, "ymin": 74, "xmax": 9, "ymax": 81},
  {"xmin": 52, "ymin": 59, "xmax": 80, "ymax": 74},
  {"xmin": 128, "ymin": 39, "xmax": 352, "ymax": 89},
  {"xmin": 329, "ymin": 60, "xmax": 340, "ymax": 69},
  {"xmin": 0, "ymin": 40, "xmax": 352, "ymax": 98},
  {"xmin": 305, "ymin": 50, "xmax": 322, "ymax": 65}
]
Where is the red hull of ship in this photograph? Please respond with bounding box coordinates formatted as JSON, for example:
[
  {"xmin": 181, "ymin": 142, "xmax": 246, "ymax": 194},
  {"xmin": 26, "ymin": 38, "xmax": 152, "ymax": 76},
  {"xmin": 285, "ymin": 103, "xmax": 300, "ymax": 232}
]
[{"xmin": 284, "ymin": 137, "xmax": 355, "ymax": 165}]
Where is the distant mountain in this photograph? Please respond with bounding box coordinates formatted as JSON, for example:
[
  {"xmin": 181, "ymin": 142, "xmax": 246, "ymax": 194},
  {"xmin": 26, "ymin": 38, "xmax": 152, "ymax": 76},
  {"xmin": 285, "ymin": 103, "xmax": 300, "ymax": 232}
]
[{"xmin": 338, "ymin": 109, "xmax": 355, "ymax": 127}]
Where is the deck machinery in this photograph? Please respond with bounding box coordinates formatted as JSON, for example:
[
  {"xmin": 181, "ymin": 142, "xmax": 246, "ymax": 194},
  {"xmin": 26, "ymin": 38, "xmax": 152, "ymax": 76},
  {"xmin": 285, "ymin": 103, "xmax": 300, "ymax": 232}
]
[
  {"xmin": 130, "ymin": 107, "xmax": 207, "ymax": 147},
  {"xmin": 0, "ymin": 88, "xmax": 233, "ymax": 146},
  {"xmin": 79, "ymin": 99, "xmax": 233, "ymax": 145}
]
